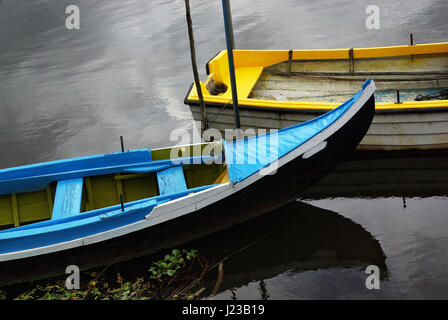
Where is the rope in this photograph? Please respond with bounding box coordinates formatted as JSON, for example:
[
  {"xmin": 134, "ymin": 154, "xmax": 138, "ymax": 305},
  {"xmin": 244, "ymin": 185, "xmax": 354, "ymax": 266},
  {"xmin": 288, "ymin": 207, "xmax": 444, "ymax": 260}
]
[
  {"xmin": 415, "ymin": 89, "xmax": 448, "ymax": 101},
  {"xmin": 207, "ymin": 99, "xmax": 233, "ymax": 123}
]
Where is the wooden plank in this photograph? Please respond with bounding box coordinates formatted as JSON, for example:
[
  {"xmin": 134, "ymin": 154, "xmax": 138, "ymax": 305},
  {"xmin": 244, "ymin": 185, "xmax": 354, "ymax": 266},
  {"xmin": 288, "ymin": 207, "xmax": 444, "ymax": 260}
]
[
  {"xmin": 0, "ymin": 195, "xmax": 14, "ymax": 227},
  {"xmin": 114, "ymin": 173, "xmax": 152, "ymax": 181},
  {"xmin": 85, "ymin": 177, "xmax": 94, "ymax": 211},
  {"xmin": 51, "ymin": 178, "xmax": 83, "ymax": 220},
  {"xmin": 46, "ymin": 185, "xmax": 53, "ymax": 214},
  {"xmin": 115, "ymin": 179, "xmax": 124, "ymax": 203},
  {"xmin": 156, "ymin": 166, "xmax": 187, "ymax": 195},
  {"xmin": 11, "ymin": 194, "xmax": 19, "ymax": 227}
]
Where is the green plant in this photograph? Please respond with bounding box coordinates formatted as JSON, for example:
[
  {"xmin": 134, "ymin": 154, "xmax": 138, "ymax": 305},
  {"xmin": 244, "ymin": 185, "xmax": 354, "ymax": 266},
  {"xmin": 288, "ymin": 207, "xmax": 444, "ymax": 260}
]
[
  {"xmin": 148, "ymin": 249, "xmax": 198, "ymax": 280},
  {"xmin": 9, "ymin": 248, "xmax": 203, "ymax": 300}
]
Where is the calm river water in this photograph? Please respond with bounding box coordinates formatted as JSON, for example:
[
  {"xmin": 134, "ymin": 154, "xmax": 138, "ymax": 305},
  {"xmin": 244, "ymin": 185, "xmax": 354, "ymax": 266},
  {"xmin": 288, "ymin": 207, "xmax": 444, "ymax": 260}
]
[{"xmin": 0, "ymin": 0, "xmax": 447, "ymax": 299}]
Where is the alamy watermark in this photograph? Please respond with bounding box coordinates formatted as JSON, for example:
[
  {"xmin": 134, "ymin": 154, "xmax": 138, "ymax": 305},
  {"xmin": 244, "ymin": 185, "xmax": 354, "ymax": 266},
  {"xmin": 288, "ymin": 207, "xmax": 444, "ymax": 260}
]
[
  {"xmin": 168, "ymin": 122, "xmax": 280, "ymax": 176},
  {"xmin": 65, "ymin": 265, "xmax": 80, "ymax": 290},
  {"xmin": 365, "ymin": 265, "xmax": 380, "ymax": 290},
  {"xmin": 365, "ymin": 5, "xmax": 380, "ymax": 30},
  {"xmin": 65, "ymin": 5, "xmax": 80, "ymax": 30}
]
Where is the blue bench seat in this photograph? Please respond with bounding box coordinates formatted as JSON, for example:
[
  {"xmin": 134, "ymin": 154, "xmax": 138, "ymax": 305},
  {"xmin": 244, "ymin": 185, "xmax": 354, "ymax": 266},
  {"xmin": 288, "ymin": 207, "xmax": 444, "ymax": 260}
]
[
  {"xmin": 156, "ymin": 166, "xmax": 188, "ymax": 195},
  {"xmin": 51, "ymin": 178, "xmax": 84, "ymax": 220}
]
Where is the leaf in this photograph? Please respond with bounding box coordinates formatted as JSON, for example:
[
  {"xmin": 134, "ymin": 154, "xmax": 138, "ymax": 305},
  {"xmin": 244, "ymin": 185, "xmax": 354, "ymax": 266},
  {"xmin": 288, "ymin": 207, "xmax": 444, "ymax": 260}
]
[{"xmin": 166, "ymin": 270, "xmax": 176, "ymax": 277}]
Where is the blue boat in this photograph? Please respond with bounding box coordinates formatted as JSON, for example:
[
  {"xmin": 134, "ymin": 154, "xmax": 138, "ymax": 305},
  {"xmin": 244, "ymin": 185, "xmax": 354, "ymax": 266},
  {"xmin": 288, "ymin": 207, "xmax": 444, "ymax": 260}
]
[{"xmin": 0, "ymin": 80, "xmax": 375, "ymax": 283}]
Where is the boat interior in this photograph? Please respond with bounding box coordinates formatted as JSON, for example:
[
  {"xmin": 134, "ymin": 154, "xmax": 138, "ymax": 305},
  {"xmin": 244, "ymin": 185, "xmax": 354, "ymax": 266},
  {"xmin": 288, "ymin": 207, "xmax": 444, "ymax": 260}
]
[
  {"xmin": 0, "ymin": 142, "xmax": 228, "ymax": 231},
  {"xmin": 250, "ymin": 53, "xmax": 448, "ymax": 104},
  {"xmin": 190, "ymin": 43, "xmax": 448, "ymax": 109}
]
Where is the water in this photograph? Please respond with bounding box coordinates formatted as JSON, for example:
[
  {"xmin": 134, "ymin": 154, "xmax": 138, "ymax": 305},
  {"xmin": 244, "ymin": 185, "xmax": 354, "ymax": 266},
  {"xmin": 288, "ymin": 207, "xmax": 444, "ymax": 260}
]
[
  {"xmin": 185, "ymin": 151, "xmax": 448, "ymax": 300},
  {"xmin": 0, "ymin": 0, "xmax": 447, "ymax": 299}
]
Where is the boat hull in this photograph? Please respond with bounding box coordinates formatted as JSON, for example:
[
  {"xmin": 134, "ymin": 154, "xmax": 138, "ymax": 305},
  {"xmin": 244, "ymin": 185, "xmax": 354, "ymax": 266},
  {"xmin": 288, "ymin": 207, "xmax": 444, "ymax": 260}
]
[
  {"xmin": 189, "ymin": 103, "xmax": 448, "ymax": 150},
  {"xmin": 185, "ymin": 43, "xmax": 448, "ymax": 151},
  {"xmin": 0, "ymin": 94, "xmax": 375, "ymax": 287}
]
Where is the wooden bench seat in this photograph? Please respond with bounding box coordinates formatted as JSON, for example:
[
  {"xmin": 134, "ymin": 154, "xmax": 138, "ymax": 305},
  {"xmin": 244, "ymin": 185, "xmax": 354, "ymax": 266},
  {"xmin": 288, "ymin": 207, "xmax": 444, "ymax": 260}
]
[
  {"xmin": 156, "ymin": 166, "xmax": 188, "ymax": 195},
  {"xmin": 51, "ymin": 178, "xmax": 84, "ymax": 220}
]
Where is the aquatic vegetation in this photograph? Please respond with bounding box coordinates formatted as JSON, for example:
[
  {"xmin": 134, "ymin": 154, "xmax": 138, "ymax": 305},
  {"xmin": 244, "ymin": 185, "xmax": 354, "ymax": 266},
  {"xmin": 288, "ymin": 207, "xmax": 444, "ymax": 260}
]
[
  {"xmin": 9, "ymin": 249, "xmax": 208, "ymax": 300},
  {"xmin": 149, "ymin": 249, "xmax": 198, "ymax": 279}
]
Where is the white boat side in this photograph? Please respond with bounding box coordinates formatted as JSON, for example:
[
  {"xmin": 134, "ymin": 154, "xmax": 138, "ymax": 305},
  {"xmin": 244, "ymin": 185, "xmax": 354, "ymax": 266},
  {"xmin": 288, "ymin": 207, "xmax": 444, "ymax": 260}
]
[{"xmin": 190, "ymin": 105, "xmax": 448, "ymax": 150}]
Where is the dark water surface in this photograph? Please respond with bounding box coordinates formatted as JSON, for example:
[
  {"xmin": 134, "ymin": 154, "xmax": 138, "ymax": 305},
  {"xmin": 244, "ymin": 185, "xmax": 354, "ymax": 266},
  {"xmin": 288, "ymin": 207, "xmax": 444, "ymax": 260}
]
[{"xmin": 1, "ymin": 0, "xmax": 448, "ymax": 299}]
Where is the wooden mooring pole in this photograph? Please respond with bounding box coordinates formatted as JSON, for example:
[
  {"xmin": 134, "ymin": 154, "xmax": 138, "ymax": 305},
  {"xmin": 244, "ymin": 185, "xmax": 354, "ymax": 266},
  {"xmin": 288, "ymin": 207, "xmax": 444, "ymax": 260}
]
[
  {"xmin": 222, "ymin": 0, "xmax": 241, "ymax": 129},
  {"xmin": 184, "ymin": 0, "xmax": 208, "ymax": 131}
]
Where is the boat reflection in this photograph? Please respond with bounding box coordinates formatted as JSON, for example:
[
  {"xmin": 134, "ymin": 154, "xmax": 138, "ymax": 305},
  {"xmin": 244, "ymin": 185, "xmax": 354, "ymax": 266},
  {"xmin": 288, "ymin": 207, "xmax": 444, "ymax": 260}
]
[
  {"xmin": 188, "ymin": 201, "xmax": 387, "ymax": 297},
  {"xmin": 302, "ymin": 150, "xmax": 448, "ymax": 199}
]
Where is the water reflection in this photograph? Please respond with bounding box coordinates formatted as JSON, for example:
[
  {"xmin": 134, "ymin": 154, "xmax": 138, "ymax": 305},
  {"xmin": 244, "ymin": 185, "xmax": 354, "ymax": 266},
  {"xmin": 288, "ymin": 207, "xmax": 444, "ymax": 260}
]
[
  {"xmin": 182, "ymin": 201, "xmax": 388, "ymax": 299},
  {"xmin": 302, "ymin": 150, "xmax": 448, "ymax": 199}
]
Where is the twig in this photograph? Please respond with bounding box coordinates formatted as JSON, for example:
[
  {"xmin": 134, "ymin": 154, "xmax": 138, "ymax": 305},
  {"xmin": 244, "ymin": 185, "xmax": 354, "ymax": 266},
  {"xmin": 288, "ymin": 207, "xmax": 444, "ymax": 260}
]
[
  {"xmin": 175, "ymin": 237, "xmax": 264, "ymax": 298},
  {"xmin": 210, "ymin": 263, "xmax": 224, "ymax": 298}
]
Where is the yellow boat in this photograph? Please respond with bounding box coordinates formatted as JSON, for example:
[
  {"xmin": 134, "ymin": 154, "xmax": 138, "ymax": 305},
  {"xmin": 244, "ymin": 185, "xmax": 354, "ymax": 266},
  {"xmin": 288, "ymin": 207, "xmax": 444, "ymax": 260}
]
[{"xmin": 184, "ymin": 42, "xmax": 448, "ymax": 150}]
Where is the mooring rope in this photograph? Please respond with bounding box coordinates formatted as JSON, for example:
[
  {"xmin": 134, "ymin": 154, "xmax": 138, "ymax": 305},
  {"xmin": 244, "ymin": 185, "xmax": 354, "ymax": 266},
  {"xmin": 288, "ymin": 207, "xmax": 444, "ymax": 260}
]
[
  {"xmin": 207, "ymin": 99, "xmax": 233, "ymax": 123},
  {"xmin": 415, "ymin": 89, "xmax": 448, "ymax": 101}
]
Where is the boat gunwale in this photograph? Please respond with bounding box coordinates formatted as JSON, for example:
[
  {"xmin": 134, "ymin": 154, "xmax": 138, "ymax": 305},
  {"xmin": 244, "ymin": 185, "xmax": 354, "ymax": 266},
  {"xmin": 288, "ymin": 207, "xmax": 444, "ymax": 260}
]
[
  {"xmin": 209, "ymin": 42, "xmax": 448, "ymax": 62},
  {"xmin": 185, "ymin": 96, "xmax": 448, "ymax": 115},
  {"xmin": 186, "ymin": 42, "xmax": 448, "ymax": 112}
]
